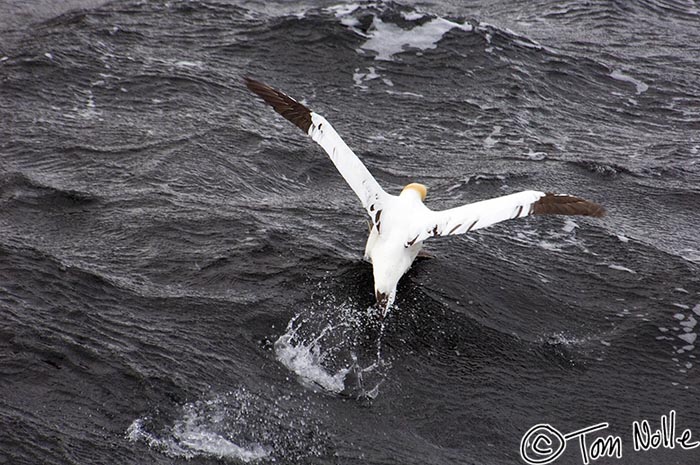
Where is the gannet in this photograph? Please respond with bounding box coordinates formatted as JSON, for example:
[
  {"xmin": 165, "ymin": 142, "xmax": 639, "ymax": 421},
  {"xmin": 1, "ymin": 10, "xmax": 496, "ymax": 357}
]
[{"xmin": 245, "ymin": 78, "xmax": 605, "ymax": 312}]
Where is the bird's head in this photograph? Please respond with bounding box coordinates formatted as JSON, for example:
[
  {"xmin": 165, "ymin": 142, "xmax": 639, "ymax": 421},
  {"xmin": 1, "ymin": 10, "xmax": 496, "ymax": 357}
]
[
  {"xmin": 372, "ymin": 259, "xmax": 404, "ymax": 316},
  {"xmin": 401, "ymin": 183, "xmax": 427, "ymax": 201}
]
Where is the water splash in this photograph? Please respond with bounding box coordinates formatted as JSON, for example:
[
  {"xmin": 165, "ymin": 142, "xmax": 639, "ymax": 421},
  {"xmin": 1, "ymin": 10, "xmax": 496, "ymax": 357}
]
[
  {"xmin": 127, "ymin": 417, "xmax": 269, "ymax": 462},
  {"xmin": 275, "ymin": 319, "xmax": 349, "ymax": 393},
  {"xmin": 127, "ymin": 387, "xmax": 327, "ymax": 462},
  {"xmin": 274, "ymin": 293, "xmax": 389, "ymax": 399}
]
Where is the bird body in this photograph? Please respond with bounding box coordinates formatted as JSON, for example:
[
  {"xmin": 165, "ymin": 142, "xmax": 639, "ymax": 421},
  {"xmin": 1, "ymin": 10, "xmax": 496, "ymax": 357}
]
[
  {"xmin": 245, "ymin": 78, "xmax": 605, "ymax": 311},
  {"xmin": 365, "ymin": 186, "xmax": 427, "ymax": 308}
]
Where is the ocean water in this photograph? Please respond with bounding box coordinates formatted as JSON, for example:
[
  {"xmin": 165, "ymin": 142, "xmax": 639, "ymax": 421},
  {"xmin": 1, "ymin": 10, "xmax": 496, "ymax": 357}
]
[{"xmin": 1, "ymin": 1, "xmax": 699, "ymax": 464}]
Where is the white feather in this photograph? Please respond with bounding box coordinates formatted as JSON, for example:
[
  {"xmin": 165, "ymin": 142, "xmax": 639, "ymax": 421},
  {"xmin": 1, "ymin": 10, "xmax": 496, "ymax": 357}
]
[
  {"xmin": 307, "ymin": 113, "xmax": 391, "ymax": 221},
  {"xmin": 406, "ymin": 190, "xmax": 547, "ymax": 245}
]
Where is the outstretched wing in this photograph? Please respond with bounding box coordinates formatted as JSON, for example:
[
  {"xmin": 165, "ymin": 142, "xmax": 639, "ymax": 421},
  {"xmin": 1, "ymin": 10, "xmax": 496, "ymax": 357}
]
[
  {"xmin": 406, "ymin": 191, "xmax": 605, "ymax": 246},
  {"xmin": 245, "ymin": 77, "xmax": 391, "ymax": 223}
]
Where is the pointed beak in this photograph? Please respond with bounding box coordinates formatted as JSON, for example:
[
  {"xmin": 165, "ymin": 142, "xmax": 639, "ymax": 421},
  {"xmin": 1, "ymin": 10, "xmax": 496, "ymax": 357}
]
[{"xmin": 375, "ymin": 291, "xmax": 390, "ymax": 312}]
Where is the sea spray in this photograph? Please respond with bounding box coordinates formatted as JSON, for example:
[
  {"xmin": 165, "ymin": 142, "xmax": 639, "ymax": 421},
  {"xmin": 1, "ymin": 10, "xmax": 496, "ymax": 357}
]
[{"xmin": 274, "ymin": 292, "xmax": 390, "ymax": 399}]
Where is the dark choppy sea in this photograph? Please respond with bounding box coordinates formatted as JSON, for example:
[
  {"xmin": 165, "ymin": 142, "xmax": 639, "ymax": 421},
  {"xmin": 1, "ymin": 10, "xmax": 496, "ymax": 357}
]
[{"xmin": 1, "ymin": 1, "xmax": 699, "ymax": 464}]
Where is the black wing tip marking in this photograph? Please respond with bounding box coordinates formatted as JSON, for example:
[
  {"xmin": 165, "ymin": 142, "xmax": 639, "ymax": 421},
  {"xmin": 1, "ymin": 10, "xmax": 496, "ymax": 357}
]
[
  {"xmin": 532, "ymin": 193, "xmax": 606, "ymax": 218},
  {"xmin": 244, "ymin": 77, "xmax": 312, "ymax": 133}
]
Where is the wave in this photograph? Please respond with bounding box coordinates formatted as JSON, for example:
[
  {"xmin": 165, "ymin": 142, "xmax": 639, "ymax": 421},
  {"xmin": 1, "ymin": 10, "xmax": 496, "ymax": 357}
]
[{"xmin": 0, "ymin": 172, "xmax": 97, "ymax": 206}]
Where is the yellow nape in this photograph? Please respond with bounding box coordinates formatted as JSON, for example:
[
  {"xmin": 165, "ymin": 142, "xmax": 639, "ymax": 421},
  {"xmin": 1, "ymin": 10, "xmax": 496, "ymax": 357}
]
[{"xmin": 402, "ymin": 183, "xmax": 427, "ymax": 201}]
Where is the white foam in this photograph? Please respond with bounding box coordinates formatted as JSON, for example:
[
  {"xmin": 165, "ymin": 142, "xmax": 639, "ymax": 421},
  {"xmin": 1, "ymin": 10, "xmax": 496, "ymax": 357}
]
[
  {"xmin": 401, "ymin": 11, "xmax": 424, "ymax": 21},
  {"xmin": 385, "ymin": 89, "xmax": 425, "ymax": 98},
  {"xmin": 353, "ymin": 66, "xmax": 381, "ymax": 89},
  {"xmin": 674, "ymin": 313, "xmax": 686, "ymax": 320},
  {"xmin": 352, "ymin": 71, "xmax": 363, "ymax": 87},
  {"xmin": 86, "ymin": 90, "xmax": 95, "ymax": 109},
  {"xmin": 608, "ymin": 264, "xmax": 636, "ymax": 274},
  {"xmin": 538, "ymin": 240, "xmax": 563, "ymax": 252},
  {"xmin": 610, "ymin": 69, "xmax": 649, "ymax": 94},
  {"xmin": 525, "ymin": 149, "xmax": 547, "ymax": 160},
  {"xmin": 694, "ymin": 304, "xmax": 700, "ymax": 316},
  {"xmin": 327, "ymin": 4, "xmax": 363, "ymax": 28},
  {"xmin": 680, "ymin": 316, "xmax": 697, "ymax": 329},
  {"xmin": 562, "ymin": 219, "xmax": 579, "ymax": 233},
  {"xmin": 331, "ymin": 5, "xmax": 471, "ymax": 60},
  {"xmin": 174, "ymin": 60, "xmax": 203, "ymax": 68},
  {"xmin": 616, "ymin": 234, "xmax": 629, "ymax": 243},
  {"xmin": 483, "ymin": 126, "xmax": 501, "ymax": 148},
  {"xmin": 365, "ymin": 17, "xmax": 471, "ymax": 60},
  {"xmin": 512, "ymin": 38, "xmax": 538, "ymax": 49},
  {"xmin": 74, "ymin": 89, "xmax": 100, "ymax": 119},
  {"xmin": 679, "ymin": 333, "xmax": 697, "ymax": 345}
]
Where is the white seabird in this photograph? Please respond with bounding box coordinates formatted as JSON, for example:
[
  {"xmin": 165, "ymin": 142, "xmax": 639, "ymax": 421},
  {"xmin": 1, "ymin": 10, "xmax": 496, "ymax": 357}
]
[{"xmin": 245, "ymin": 78, "xmax": 605, "ymax": 312}]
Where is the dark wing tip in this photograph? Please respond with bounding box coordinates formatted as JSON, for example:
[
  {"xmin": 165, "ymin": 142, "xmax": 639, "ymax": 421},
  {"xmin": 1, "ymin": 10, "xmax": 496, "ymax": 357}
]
[
  {"xmin": 533, "ymin": 193, "xmax": 606, "ymax": 218},
  {"xmin": 244, "ymin": 77, "xmax": 312, "ymax": 133}
]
